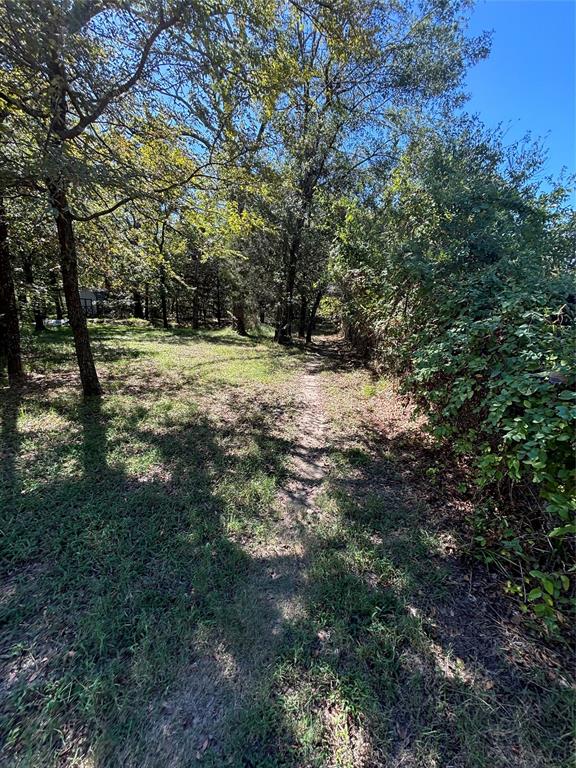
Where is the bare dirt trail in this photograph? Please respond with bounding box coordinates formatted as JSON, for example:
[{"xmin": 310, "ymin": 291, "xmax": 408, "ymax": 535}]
[
  {"xmin": 278, "ymin": 356, "xmax": 329, "ymax": 510},
  {"xmin": 237, "ymin": 351, "xmax": 331, "ymax": 647},
  {"xmin": 248, "ymin": 350, "xmax": 332, "ymax": 640}
]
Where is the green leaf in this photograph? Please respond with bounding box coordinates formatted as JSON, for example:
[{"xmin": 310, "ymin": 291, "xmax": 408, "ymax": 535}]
[{"xmin": 549, "ymin": 524, "xmax": 576, "ymax": 537}]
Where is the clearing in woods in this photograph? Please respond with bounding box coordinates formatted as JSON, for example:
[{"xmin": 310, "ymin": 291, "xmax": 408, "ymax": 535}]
[{"xmin": 0, "ymin": 325, "xmax": 573, "ymax": 767}]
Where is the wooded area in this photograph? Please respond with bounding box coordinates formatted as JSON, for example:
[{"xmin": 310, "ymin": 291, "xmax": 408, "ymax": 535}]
[{"xmin": 0, "ymin": 0, "xmax": 574, "ymax": 765}]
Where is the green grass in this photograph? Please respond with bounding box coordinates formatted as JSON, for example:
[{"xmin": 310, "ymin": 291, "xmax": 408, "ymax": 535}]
[
  {"xmin": 1, "ymin": 325, "xmax": 573, "ymax": 767},
  {"xmin": 1, "ymin": 325, "xmax": 300, "ymax": 766}
]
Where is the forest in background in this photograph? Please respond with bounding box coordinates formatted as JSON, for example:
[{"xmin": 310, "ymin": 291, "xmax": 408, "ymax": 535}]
[{"xmin": 0, "ymin": 0, "xmax": 574, "ymax": 631}]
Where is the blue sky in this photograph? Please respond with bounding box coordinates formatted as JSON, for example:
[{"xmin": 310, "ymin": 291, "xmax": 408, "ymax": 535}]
[{"xmin": 464, "ymin": 0, "xmax": 575, "ymax": 185}]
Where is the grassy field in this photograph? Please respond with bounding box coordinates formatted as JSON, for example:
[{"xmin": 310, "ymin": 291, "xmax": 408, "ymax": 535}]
[{"xmin": 1, "ymin": 324, "xmax": 573, "ymax": 767}]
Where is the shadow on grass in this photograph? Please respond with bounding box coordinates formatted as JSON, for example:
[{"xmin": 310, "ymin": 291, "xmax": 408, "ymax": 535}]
[
  {"xmin": 302, "ymin": 335, "xmax": 365, "ymax": 373},
  {"xmin": 224, "ymin": 413, "xmax": 574, "ymax": 767},
  {"xmin": 0, "ymin": 381, "xmax": 300, "ymax": 767},
  {"xmin": 24, "ymin": 327, "xmax": 150, "ymax": 373},
  {"xmin": 1, "ymin": 331, "xmax": 573, "ymax": 768},
  {"xmin": 25, "ymin": 325, "xmax": 305, "ymax": 386}
]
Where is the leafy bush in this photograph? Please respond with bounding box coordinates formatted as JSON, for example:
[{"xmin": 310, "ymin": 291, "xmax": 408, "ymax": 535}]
[{"xmin": 407, "ymin": 281, "xmax": 575, "ymax": 630}]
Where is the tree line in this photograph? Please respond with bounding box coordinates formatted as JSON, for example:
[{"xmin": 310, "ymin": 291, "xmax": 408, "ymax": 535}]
[{"xmin": 331, "ymin": 121, "xmax": 575, "ymax": 629}]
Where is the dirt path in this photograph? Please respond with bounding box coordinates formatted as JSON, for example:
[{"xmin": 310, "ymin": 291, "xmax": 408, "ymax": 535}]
[
  {"xmin": 279, "ymin": 357, "xmax": 328, "ymax": 511},
  {"xmin": 239, "ymin": 353, "xmax": 330, "ymax": 647}
]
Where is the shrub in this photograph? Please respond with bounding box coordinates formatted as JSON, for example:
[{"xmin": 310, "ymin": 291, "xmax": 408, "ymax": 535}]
[{"xmin": 406, "ymin": 281, "xmax": 575, "ymax": 630}]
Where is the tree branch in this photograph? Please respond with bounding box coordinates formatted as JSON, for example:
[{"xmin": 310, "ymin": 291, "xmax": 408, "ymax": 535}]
[{"xmin": 62, "ymin": 12, "xmax": 181, "ymax": 140}]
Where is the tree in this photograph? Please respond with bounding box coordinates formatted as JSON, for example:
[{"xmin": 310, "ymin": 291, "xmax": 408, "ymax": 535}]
[
  {"xmin": 0, "ymin": 0, "xmax": 272, "ymax": 392},
  {"xmin": 0, "ymin": 97, "xmax": 27, "ymax": 382},
  {"xmin": 1, "ymin": 1, "xmax": 185, "ymax": 392},
  {"xmin": 0, "ymin": 196, "xmax": 23, "ymax": 385}
]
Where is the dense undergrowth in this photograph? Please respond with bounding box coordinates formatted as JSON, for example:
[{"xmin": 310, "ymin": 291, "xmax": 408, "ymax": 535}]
[{"xmin": 331, "ymin": 124, "xmax": 576, "ymax": 634}]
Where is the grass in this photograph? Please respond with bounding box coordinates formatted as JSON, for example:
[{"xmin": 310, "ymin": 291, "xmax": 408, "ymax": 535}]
[
  {"xmin": 230, "ymin": 484, "xmax": 573, "ymax": 768},
  {"xmin": 1, "ymin": 324, "xmax": 573, "ymax": 767}
]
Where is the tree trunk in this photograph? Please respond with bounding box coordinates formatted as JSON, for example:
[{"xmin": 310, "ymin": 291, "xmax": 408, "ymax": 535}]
[
  {"xmin": 192, "ymin": 288, "xmax": 199, "ymax": 330},
  {"xmin": 48, "ymin": 182, "xmax": 102, "ymax": 395},
  {"xmin": 144, "ymin": 283, "xmax": 149, "ymax": 320},
  {"xmin": 50, "ymin": 272, "xmax": 63, "ymax": 320},
  {"xmin": 215, "ymin": 272, "xmax": 222, "ymax": 327},
  {"xmin": 0, "ymin": 198, "xmax": 24, "ymax": 385},
  {"xmin": 276, "ymin": 224, "xmax": 302, "ymax": 344},
  {"xmin": 298, "ymin": 292, "xmax": 307, "ymax": 338},
  {"xmin": 259, "ymin": 304, "xmax": 265, "ymax": 324},
  {"xmin": 305, "ymin": 289, "xmax": 323, "ymax": 343},
  {"xmin": 46, "ymin": 52, "xmax": 100, "ymax": 396},
  {"xmin": 232, "ymin": 300, "xmax": 248, "ymax": 336},
  {"xmin": 191, "ymin": 251, "xmax": 200, "ymax": 329},
  {"xmin": 133, "ymin": 290, "xmax": 144, "ymax": 319},
  {"xmin": 159, "ymin": 264, "xmax": 169, "ymax": 329},
  {"xmin": 55, "ymin": 290, "xmax": 63, "ymax": 320},
  {"xmin": 22, "ymin": 256, "xmax": 45, "ymax": 332}
]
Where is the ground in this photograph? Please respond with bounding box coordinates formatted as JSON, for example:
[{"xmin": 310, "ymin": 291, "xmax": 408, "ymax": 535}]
[{"xmin": 0, "ymin": 325, "xmax": 573, "ymax": 768}]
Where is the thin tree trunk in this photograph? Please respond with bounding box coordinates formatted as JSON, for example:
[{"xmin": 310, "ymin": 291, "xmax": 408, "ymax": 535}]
[
  {"xmin": 215, "ymin": 272, "xmax": 222, "ymax": 327},
  {"xmin": 34, "ymin": 311, "xmax": 45, "ymax": 333},
  {"xmin": 156, "ymin": 218, "xmax": 170, "ymax": 330},
  {"xmin": 144, "ymin": 283, "xmax": 149, "ymax": 320},
  {"xmin": 133, "ymin": 290, "xmax": 144, "ymax": 319},
  {"xmin": 55, "ymin": 290, "xmax": 63, "ymax": 320},
  {"xmin": 50, "ymin": 272, "xmax": 63, "ymax": 320},
  {"xmin": 191, "ymin": 251, "xmax": 200, "ymax": 329},
  {"xmin": 192, "ymin": 291, "xmax": 199, "ymax": 329},
  {"xmin": 48, "ymin": 182, "xmax": 102, "ymax": 395},
  {"xmin": 298, "ymin": 292, "xmax": 307, "ymax": 338},
  {"xmin": 0, "ymin": 198, "xmax": 24, "ymax": 385},
  {"xmin": 159, "ymin": 264, "xmax": 168, "ymax": 329},
  {"xmin": 232, "ymin": 300, "xmax": 248, "ymax": 336},
  {"xmin": 305, "ymin": 289, "xmax": 323, "ymax": 343},
  {"xmin": 22, "ymin": 256, "xmax": 45, "ymax": 332},
  {"xmin": 276, "ymin": 224, "xmax": 302, "ymax": 344}
]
